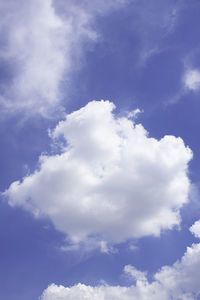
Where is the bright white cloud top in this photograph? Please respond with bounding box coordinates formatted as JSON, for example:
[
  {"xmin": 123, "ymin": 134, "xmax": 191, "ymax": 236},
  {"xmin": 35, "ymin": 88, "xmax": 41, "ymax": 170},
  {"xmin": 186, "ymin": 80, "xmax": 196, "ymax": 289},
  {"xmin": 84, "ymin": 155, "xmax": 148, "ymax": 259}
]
[
  {"xmin": 4, "ymin": 100, "xmax": 192, "ymax": 246},
  {"xmin": 41, "ymin": 235, "xmax": 200, "ymax": 299}
]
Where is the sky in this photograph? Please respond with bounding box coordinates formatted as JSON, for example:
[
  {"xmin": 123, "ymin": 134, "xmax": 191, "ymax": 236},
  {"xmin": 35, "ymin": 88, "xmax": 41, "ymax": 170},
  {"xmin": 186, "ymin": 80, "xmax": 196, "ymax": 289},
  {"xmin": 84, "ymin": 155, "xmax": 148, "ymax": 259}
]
[{"xmin": 1, "ymin": 0, "xmax": 200, "ymax": 299}]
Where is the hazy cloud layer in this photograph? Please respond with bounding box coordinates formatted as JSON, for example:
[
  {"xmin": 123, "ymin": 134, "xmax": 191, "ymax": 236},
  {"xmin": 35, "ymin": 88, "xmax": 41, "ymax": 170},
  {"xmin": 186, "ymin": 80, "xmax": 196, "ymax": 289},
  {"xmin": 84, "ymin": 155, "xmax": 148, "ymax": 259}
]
[{"xmin": 4, "ymin": 100, "xmax": 192, "ymax": 246}]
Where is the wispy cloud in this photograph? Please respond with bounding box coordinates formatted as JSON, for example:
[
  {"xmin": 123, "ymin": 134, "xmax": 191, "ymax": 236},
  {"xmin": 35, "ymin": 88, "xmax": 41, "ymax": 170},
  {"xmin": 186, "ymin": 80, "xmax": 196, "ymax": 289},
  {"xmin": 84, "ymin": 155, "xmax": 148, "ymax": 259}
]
[
  {"xmin": 0, "ymin": 0, "xmax": 127, "ymax": 117},
  {"xmin": 184, "ymin": 69, "xmax": 200, "ymax": 91}
]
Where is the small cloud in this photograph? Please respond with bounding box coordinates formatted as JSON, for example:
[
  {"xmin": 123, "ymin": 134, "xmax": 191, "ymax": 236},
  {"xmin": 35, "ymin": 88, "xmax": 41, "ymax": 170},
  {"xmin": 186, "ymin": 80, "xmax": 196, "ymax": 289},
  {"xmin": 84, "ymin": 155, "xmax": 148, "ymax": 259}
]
[
  {"xmin": 190, "ymin": 220, "xmax": 200, "ymax": 239},
  {"xmin": 124, "ymin": 265, "xmax": 147, "ymax": 283},
  {"xmin": 184, "ymin": 69, "xmax": 200, "ymax": 91},
  {"xmin": 100, "ymin": 241, "xmax": 117, "ymax": 254},
  {"xmin": 127, "ymin": 108, "xmax": 143, "ymax": 119}
]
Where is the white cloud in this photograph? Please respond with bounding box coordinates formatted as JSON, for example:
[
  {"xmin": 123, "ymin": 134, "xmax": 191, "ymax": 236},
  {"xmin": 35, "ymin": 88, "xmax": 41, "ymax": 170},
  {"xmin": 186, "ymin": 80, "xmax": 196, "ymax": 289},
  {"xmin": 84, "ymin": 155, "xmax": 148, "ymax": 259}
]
[
  {"xmin": 40, "ymin": 283, "xmax": 131, "ymax": 300},
  {"xmin": 4, "ymin": 100, "xmax": 192, "ymax": 246},
  {"xmin": 184, "ymin": 69, "xmax": 200, "ymax": 91},
  {"xmin": 0, "ymin": 0, "xmax": 69, "ymax": 115},
  {"xmin": 190, "ymin": 220, "xmax": 200, "ymax": 239},
  {"xmin": 0, "ymin": 0, "xmax": 183, "ymax": 115},
  {"xmin": 124, "ymin": 265, "xmax": 147, "ymax": 283},
  {"xmin": 0, "ymin": 0, "xmax": 127, "ymax": 116},
  {"xmin": 99, "ymin": 240, "xmax": 117, "ymax": 254},
  {"xmin": 127, "ymin": 108, "xmax": 142, "ymax": 119},
  {"xmin": 167, "ymin": 67, "xmax": 200, "ymax": 105},
  {"xmin": 41, "ymin": 223, "xmax": 200, "ymax": 299}
]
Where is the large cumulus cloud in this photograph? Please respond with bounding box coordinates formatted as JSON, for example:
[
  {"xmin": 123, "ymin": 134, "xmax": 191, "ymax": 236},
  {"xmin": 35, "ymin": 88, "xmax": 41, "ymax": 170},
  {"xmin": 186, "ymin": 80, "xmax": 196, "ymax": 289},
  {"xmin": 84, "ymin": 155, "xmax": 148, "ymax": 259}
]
[{"xmin": 4, "ymin": 100, "xmax": 192, "ymax": 245}]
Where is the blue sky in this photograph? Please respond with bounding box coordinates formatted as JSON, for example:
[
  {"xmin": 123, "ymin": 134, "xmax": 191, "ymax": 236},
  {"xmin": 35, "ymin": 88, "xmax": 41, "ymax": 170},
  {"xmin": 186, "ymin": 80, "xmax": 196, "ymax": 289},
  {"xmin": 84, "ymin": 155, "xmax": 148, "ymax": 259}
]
[{"xmin": 1, "ymin": 0, "xmax": 200, "ymax": 299}]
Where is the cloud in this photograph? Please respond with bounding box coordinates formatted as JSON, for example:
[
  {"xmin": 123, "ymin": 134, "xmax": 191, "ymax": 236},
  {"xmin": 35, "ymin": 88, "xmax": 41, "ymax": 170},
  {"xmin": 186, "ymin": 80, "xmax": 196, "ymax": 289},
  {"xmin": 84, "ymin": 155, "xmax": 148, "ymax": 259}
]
[
  {"xmin": 0, "ymin": 0, "xmax": 127, "ymax": 116},
  {"xmin": 0, "ymin": 0, "xmax": 184, "ymax": 115},
  {"xmin": 4, "ymin": 100, "xmax": 192, "ymax": 246},
  {"xmin": 190, "ymin": 220, "xmax": 200, "ymax": 238},
  {"xmin": 184, "ymin": 69, "xmax": 200, "ymax": 91},
  {"xmin": 167, "ymin": 67, "xmax": 200, "ymax": 105},
  {"xmin": 0, "ymin": 0, "xmax": 69, "ymax": 116},
  {"xmin": 41, "ymin": 221, "xmax": 200, "ymax": 299},
  {"xmin": 124, "ymin": 265, "xmax": 147, "ymax": 283}
]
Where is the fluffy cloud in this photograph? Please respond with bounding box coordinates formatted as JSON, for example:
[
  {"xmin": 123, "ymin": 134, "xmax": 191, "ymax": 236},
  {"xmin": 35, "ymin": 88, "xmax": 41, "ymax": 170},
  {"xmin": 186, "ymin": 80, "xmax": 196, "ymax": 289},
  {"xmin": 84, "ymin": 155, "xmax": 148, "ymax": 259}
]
[
  {"xmin": 0, "ymin": 0, "xmax": 127, "ymax": 116},
  {"xmin": 41, "ymin": 221, "xmax": 200, "ymax": 299},
  {"xmin": 190, "ymin": 220, "xmax": 200, "ymax": 238},
  {"xmin": 4, "ymin": 100, "xmax": 192, "ymax": 246},
  {"xmin": 184, "ymin": 69, "xmax": 200, "ymax": 91}
]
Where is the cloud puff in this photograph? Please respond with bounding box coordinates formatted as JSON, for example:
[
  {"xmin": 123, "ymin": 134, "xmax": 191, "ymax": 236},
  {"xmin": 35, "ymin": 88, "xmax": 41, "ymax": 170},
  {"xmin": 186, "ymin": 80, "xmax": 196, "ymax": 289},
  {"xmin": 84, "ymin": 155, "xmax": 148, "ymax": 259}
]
[
  {"xmin": 184, "ymin": 69, "xmax": 200, "ymax": 91},
  {"xmin": 4, "ymin": 100, "xmax": 192, "ymax": 246},
  {"xmin": 41, "ymin": 222, "xmax": 200, "ymax": 299},
  {"xmin": 190, "ymin": 220, "xmax": 200, "ymax": 238}
]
